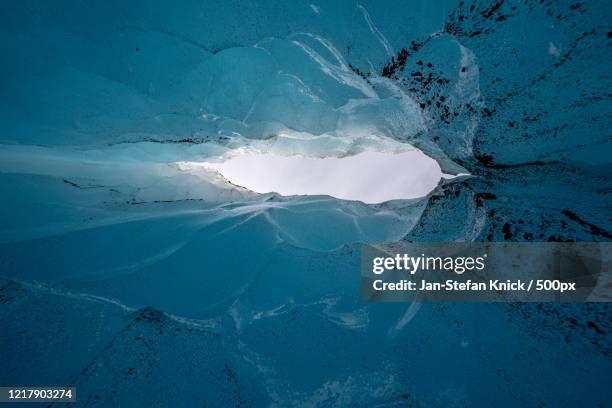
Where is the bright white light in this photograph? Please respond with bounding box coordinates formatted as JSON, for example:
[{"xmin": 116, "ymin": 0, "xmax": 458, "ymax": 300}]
[{"xmin": 204, "ymin": 149, "xmax": 445, "ymax": 204}]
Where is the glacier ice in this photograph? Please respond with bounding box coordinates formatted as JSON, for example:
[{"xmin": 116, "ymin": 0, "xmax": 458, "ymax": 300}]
[{"xmin": 0, "ymin": 0, "xmax": 611, "ymax": 407}]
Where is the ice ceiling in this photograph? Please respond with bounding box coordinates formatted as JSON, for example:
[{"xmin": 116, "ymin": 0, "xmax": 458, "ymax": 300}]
[{"xmin": 0, "ymin": 0, "xmax": 610, "ymax": 406}]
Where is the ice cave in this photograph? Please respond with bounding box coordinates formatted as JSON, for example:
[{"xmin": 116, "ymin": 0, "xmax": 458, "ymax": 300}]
[{"xmin": 0, "ymin": 0, "xmax": 610, "ymax": 407}]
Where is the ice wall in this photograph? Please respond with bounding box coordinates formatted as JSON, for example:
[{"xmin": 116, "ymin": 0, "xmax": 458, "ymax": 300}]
[{"xmin": 0, "ymin": 1, "xmax": 610, "ymax": 406}]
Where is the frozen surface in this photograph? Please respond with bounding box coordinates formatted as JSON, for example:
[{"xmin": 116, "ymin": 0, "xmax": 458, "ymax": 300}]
[{"xmin": 0, "ymin": 0, "xmax": 611, "ymax": 407}]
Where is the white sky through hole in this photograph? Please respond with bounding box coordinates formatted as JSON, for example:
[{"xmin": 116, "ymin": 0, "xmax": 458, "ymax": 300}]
[{"xmin": 204, "ymin": 150, "xmax": 446, "ymax": 204}]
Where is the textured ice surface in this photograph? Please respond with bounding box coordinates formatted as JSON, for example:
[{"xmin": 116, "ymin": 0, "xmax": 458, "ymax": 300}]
[{"xmin": 0, "ymin": 0, "xmax": 611, "ymax": 407}]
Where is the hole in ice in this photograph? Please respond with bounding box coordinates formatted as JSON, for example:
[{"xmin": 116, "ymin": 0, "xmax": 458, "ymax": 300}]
[{"xmin": 204, "ymin": 149, "xmax": 447, "ymax": 204}]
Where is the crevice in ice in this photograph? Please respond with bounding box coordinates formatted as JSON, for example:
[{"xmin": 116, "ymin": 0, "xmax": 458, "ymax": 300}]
[{"xmin": 201, "ymin": 148, "xmax": 450, "ymax": 204}]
